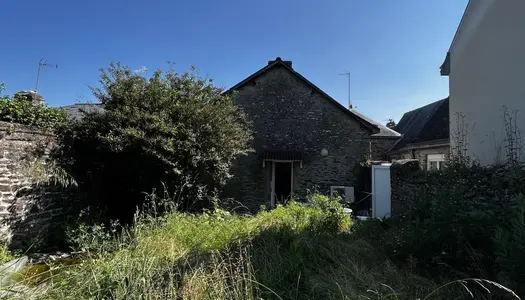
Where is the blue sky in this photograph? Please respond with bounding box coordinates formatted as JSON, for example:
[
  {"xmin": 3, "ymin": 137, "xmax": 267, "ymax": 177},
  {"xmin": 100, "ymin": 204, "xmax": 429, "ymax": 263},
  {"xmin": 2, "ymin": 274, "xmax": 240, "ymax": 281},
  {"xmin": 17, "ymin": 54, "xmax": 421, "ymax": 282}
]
[{"xmin": 0, "ymin": 0, "xmax": 467, "ymax": 123}]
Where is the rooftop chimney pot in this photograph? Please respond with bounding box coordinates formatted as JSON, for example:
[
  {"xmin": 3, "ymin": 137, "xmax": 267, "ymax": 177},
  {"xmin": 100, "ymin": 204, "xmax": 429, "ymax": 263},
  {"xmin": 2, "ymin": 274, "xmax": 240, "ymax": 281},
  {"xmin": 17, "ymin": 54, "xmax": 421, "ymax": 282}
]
[{"xmin": 268, "ymin": 57, "xmax": 293, "ymax": 69}]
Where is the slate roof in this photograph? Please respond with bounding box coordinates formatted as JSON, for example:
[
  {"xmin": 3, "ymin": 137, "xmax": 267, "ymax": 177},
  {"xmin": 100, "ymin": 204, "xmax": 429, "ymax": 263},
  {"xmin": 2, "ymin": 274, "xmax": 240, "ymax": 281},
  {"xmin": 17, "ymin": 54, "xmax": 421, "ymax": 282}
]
[
  {"xmin": 61, "ymin": 103, "xmax": 105, "ymax": 120},
  {"xmin": 349, "ymin": 109, "xmax": 401, "ymax": 138},
  {"xmin": 390, "ymin": 98, "xmax": 449, "ymax": 152},
  {"xmin": 225, "ymin": 57, "xmax": 401, "ymax": 139}
]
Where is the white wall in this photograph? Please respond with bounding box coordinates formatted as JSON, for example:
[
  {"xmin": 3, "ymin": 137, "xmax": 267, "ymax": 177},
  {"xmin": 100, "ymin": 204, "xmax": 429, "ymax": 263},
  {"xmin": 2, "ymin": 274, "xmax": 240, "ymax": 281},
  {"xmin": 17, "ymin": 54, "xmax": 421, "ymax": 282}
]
[{"xmin": 450, "ymin": 0, "xmax": 525, "ymax": 165}]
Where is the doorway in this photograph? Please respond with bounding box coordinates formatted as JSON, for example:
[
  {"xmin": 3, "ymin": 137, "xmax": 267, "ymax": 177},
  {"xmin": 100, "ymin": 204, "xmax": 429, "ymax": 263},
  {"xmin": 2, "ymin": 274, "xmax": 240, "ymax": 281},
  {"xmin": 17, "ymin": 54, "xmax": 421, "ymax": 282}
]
[{"xmin": 272, "ymin": 162, "xmax": 293, "ymax": 205}]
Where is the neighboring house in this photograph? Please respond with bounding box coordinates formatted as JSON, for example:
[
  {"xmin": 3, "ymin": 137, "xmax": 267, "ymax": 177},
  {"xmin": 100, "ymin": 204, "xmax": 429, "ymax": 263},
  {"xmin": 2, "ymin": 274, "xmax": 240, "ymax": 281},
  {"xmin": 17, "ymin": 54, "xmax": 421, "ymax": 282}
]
[
  {"xmin": 61, "ymin": 103, "xmax": 104, "ymax": 120},
  {"xmin": 389, "ymin": 98, "xmax": 449, "ymax": 170},
  {"xmin": 224, "ymin": 57, "xmax": 400, "ymax": 210},
  {"xmin": 441, "ymin": 0, "xmax": 525, "ymax": 165}
]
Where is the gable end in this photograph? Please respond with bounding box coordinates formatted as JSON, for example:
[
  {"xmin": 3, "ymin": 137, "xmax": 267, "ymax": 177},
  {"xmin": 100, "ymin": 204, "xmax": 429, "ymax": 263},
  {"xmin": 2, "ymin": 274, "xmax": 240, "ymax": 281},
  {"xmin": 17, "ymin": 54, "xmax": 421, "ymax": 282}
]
[{"xmin": 225, "ymin": 58, "xmax": 382, "ymax": 135}]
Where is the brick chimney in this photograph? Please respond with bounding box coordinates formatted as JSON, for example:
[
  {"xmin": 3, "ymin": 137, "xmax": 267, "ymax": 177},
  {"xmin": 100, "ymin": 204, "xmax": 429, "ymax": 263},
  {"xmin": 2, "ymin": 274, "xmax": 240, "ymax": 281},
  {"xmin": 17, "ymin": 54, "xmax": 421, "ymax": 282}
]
[
  {"xmin": 15, "ymin": 90, "xmax": 44, "ymax": 106},
  {"xmin": 268, "ymin": 57, "xmax": 292, "ymax": 69}
]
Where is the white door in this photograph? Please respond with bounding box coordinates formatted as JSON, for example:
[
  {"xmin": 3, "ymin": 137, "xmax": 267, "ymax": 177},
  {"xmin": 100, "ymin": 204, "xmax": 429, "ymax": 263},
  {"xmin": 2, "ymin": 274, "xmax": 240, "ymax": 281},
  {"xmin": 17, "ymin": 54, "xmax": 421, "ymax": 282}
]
[{"xmin": 372, "ymin": 165, "xmax": 391, "ymax": 219}]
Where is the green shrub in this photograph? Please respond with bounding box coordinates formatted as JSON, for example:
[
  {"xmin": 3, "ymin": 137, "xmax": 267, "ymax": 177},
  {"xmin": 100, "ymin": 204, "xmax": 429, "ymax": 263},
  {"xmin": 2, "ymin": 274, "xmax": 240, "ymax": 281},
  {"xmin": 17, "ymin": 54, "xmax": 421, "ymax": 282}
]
[
  {"xmin": 0, "ymin": 92, "xmax": 67, "ymax": 129},
  {"xmin": 400, "ymin": 191, "xmax": 497, "ymax": 274},
  {"xmin": 494, "ymin": 194, "xmax": 525, "ymax": 295},
  {"xmin": 257, "ymin": 194, "xmax": 352, "ymax": 234},
  {"xmin": 67, "ymin": 220, "xmax": 122, "ymax": 253},
  {"xmin": 55, "ymin": 63, "xmax": 252, "ymax": 222},
  {"xmin": 385, "ymin": 162, "xmax": 525, "ymax": 282}
]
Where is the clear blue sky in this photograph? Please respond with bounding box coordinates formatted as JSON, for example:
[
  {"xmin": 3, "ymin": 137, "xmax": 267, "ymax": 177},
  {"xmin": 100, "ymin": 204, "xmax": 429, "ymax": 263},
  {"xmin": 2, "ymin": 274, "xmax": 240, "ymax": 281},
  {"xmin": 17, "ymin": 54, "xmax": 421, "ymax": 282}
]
[{"xmin": 1, "ymin": 0, "xmax": 467, "ymax": 123}]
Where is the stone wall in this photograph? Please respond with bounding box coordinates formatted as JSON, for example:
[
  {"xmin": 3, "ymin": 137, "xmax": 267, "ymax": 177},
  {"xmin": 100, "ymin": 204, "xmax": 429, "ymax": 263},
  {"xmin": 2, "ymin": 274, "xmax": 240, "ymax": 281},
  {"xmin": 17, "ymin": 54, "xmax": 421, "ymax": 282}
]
[
  {"xmin": 370, "ymin": 138, "xmax": 398, "ymax": 161},
  {"xmin": 0, "ymin": 121, "xmax": 69, "ymax": 249},
  {"xmin": 390, "ymin": 159, "xmax": 524, "ymax": 218},
  {"xmin": 225, "ymin": 64, "xmax": 398, "ymax": 211},
  {"xmin": 390, "ymin": 145, "xmax": 450, "ymax": 170}
]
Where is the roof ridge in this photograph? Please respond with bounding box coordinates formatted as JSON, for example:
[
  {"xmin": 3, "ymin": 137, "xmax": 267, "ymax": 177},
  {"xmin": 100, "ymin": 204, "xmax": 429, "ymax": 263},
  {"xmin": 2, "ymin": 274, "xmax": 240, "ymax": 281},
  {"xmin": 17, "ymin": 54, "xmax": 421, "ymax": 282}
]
[
  {"xmin": 403, "ymin": 97, "xmax": 448, "ymax": 115},
  {"xmin": 61, "ymin": 102, "xmax": 102, "ymax": 108}
]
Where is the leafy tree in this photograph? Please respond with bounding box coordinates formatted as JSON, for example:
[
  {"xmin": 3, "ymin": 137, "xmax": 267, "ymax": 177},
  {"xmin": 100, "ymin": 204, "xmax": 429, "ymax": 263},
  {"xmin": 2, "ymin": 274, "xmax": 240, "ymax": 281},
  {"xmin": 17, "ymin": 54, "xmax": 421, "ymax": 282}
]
[{"xmin": 56, "ymin": 63, "xmax": 252, "ymax": 221}]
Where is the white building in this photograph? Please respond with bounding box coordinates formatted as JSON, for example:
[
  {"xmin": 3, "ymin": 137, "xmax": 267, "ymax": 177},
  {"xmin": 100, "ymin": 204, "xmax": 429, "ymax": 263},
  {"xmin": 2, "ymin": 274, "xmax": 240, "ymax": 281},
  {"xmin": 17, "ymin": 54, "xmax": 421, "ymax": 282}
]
[{"xmin": 441, "ymin": 0, "xmax": 525, "ymax": 165}]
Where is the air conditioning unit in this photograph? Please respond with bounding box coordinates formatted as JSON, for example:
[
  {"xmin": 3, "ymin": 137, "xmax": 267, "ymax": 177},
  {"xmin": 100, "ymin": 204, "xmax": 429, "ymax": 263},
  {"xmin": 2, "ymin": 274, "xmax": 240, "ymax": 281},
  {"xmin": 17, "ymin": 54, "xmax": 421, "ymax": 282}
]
[{"xmin": 330, "ymin": 186, "xmax": 355, "ymax": 203}]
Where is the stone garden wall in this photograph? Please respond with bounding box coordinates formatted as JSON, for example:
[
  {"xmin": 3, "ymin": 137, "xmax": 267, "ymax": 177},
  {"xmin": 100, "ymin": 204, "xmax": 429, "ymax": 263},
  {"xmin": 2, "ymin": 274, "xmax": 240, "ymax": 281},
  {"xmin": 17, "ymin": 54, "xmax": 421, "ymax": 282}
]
[
  {"xmin": 390, "ymin": 159, "xmax": 525, "ymax": 217},
  {"xmin": 0, "ymin": 121, "xmax": 70, "ymax": 250}
]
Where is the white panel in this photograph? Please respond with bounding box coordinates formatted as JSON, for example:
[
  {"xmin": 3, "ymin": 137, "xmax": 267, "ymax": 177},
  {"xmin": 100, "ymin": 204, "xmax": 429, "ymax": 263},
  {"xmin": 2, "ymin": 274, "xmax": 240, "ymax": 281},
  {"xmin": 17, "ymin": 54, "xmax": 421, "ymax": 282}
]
[
  {"xmin": 344, "ymin": 187, "xmax": 355, "ymax": 203},
  {"xmin": 372, "ymin": 165, "xmax": 391, "ymax": 219}
]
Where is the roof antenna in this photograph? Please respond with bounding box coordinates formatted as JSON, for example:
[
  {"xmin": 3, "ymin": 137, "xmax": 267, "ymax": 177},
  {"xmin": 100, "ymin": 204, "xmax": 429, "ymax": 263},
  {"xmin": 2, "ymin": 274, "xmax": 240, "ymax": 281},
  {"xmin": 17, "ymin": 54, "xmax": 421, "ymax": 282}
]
[
  {"xmin": 36, "ymin": 58, "xmax": 58, "ymax": 92},
  {"xmin": 338, "ymin": 72, "xmax": 351, "ymax": 109}
]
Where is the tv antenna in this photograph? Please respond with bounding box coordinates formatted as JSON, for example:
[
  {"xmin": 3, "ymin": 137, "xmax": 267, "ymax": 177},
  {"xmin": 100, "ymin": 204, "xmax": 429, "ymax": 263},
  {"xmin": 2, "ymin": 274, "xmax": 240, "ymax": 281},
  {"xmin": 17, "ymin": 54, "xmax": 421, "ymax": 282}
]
[
  {"xmin": 35, "ymin": 58, "xmax": 58, "ymax": 92},
  {"xmin": 338, "ymin": 72, "xmax": 352, "ymax": 109}
]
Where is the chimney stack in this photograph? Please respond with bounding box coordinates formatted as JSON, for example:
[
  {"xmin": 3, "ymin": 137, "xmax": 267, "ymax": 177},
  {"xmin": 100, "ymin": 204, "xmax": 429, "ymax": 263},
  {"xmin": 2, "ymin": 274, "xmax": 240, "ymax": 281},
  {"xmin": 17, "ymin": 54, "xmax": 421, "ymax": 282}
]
[
  {"xmin": 15, "ymin": 90, "xmax": 44, "ymax": 106},
  {"xmin": 268, "ymin": 57, "xmax": 293, "ymax": 69}
]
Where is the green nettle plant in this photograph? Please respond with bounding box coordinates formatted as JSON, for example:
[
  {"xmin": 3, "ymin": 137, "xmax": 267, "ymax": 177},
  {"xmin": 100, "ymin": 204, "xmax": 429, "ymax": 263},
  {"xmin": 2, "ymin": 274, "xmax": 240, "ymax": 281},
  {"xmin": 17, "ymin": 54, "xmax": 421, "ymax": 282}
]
[
  {"xmin": 0, "ymin": 83, "xmax": 67, "ymax": 129},
  {"xmin": 56, "ymin": 63, "xmax": 252, "ymax": 221}
]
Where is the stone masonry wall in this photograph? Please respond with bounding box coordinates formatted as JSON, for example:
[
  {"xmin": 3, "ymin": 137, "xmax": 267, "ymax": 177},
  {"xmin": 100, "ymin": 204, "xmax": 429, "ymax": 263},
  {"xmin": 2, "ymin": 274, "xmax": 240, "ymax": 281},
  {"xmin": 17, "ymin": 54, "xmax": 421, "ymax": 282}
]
[
  {"xmin": 390, "ymin": 145, "xmax": 450, "ymax": 170},
  {"xmin": 0, "ymin": 121, "xmax": 67, "ymax": 249},
  {"xmin": 370, "ymin": 138, "xmax": 398, "ymax": 161},
  {"xmin": 390, "ymin": 159, "xmax": 524, "ymax": 218},
  {"xmin": 225, "ymin": 65, "xmax": 399, "ymax": 211}
]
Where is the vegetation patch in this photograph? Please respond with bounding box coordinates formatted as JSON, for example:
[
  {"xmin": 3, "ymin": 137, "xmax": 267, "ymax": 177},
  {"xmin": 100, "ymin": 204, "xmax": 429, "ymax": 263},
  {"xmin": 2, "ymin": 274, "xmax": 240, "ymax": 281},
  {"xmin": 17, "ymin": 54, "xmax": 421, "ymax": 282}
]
[
  {"xmin": 0, "ymin": 84, "xmax": 67, "ymax": 129},
  {"xmin": 54, "ymin": 63, "xmax": 252, "ymax": 223},
  {"xmin": 4, "ymin": 194, "xmax": 516, "ymax": 300}
]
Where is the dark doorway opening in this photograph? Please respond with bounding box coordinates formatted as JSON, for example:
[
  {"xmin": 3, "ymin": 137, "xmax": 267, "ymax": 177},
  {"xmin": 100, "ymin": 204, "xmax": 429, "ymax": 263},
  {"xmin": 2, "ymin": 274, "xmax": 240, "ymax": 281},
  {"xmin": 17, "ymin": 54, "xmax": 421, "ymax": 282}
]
[{"xmin": 274, "ymin": 162, "xmax": 292, "ymax": 204}]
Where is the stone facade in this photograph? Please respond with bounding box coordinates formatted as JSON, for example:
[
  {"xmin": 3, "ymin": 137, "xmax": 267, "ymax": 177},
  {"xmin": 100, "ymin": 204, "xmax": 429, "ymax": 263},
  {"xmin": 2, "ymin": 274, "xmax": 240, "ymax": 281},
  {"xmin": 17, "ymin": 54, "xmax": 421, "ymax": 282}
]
[
  {"xmin": 0, "ymin": 121, "xmax": 68, "ymax": 249},
  {"xmin": 224, "ymin": 60, "xmax": 399, "ymax": 211},
  {"xmin": 370, "ymin": 138, "xmax": 399, "ymax": 162}
]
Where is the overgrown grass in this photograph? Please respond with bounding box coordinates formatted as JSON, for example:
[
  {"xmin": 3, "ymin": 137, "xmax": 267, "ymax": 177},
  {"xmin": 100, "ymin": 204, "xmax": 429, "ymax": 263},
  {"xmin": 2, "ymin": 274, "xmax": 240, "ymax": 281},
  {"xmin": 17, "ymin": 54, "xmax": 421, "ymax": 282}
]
[{"xmin": 3, "ymin": 195, "xmax": 518, "ymax": 299}]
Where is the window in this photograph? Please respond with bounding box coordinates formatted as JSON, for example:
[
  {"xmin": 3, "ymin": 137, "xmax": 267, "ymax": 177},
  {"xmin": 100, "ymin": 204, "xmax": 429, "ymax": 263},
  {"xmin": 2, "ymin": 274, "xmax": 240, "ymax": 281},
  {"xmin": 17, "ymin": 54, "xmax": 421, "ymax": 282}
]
[
  {"xmin": 330, "ymin": 186, "xmax": 355, "ymax": 203},
  {"xmin": 427, "ymin": 154, "xmax": 446, "ymax": 170}
]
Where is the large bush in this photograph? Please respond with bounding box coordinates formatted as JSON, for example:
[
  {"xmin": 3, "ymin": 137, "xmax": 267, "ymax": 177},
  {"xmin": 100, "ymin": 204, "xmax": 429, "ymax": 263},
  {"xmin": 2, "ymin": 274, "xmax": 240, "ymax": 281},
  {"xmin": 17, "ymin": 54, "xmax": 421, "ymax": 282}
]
[{"xmin": 55, "ymin": 63, "xmax": 252, "ymax": 221}]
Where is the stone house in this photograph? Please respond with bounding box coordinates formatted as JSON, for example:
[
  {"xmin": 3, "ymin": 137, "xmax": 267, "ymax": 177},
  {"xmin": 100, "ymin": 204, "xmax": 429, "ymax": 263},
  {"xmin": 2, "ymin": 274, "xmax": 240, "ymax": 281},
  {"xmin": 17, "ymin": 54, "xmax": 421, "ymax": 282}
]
[
  {"xmin": 223, "ymin": 57, "xmax": 400, "ymax": 211},
  {"xmin": 389, "ymin": 98, "xmax": 449, "ymax": 170}
]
